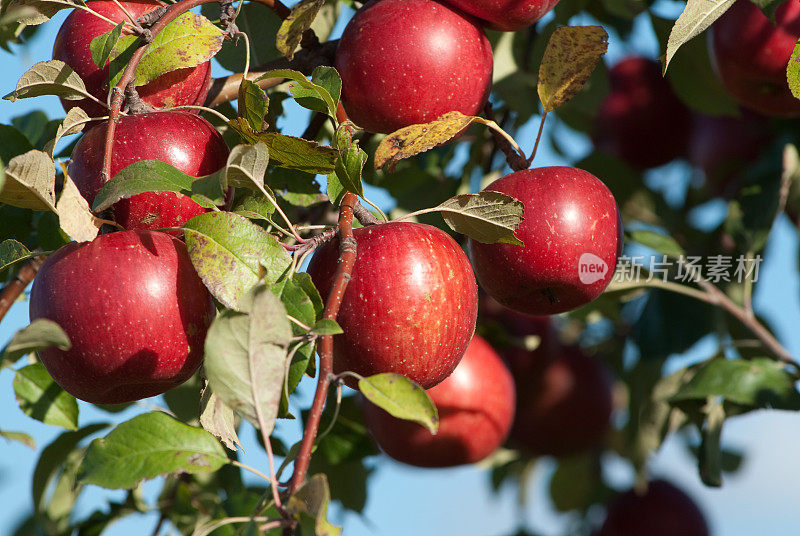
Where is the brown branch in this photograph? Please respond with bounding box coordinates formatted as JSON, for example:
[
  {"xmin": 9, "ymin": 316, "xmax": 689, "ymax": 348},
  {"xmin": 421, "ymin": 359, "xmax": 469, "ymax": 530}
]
[
  {"xmin": 289, "ymin": 192, "xmax": 358, "ymax": 492},
  {"xmin": 0, "ymin": 257, "xmax": 43, "ymax": 324},
  {"xmin": 353, "ymin": 200, "xmax": 382, "ymax": 226},
  {"xmin": 204, "ymin": 40, "xmax": 338, "ymax": 108},
  {"xmin": 100, "ymin": 0, "xmax": 220, "ymax": 183},
  {"xmin": 695, "ymin": 278, "xmax": 796, "ymax": 365}
]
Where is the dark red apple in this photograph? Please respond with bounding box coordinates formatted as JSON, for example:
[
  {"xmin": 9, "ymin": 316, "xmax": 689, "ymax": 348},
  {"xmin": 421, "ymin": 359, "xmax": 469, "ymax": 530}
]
[
  {"xmin": 507, "ymin": 343, "xmax": 612, "ymax": 456},
  {"xmin": 439, "ymin": 0, "xmax": 560, "ymax": 31},
  {"xmin": 688, "ymin": 109, "xmax": 771, "ymax": 197},
  {"xmin": 69, "ymin": 111, "xmax": 229, "ymax": 231},
  {"xmin": 335, "ymin": 0, "xmax": 493, "ymax": 134},
  {"xmin": 593, "ymin": 56, "xmax": 692, "ymax": 169},
  {"xmin": 598, "ymin": 480, "xmax": 709, "ymax": 536},
  {"xmin": 306, "ymin": 221, "xmax": 478, "ymax": 389},
  {"xmin": 362, "ymin": 334, "xmax": 515, "ymax": 467},
  {"xmin": 469, "ymin": 167, "xmax": 622, "ymax": 316},
  {"xmin": 29, "ymin": 230, "xmax": 215, "ymax": 404},
  {"xmin": 53, "ymin": 0, "xmax": 212, "ymax": 117},
  {"xmin": 709, "ymin": 0, "xmax": 800, "ymax": 116}
]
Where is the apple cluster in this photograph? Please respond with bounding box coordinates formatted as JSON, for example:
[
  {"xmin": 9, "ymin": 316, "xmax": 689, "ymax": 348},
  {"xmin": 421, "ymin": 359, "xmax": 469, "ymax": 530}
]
[{"xmin": 25, "ymin": 0, "xmax": 630, "ymax": 473}]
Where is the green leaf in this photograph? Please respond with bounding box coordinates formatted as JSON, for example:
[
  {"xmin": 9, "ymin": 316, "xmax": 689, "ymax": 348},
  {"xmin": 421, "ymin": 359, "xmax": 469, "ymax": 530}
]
[
  {"xmin": 725, "ymin": 168, "xmax": 783, "ymax": 252},
  {"xmin": 311, "ymin": 318, "xmax": 342, "ymax": 335},
  {"xmin": 112, "ymin": 12, "xmax": 224, "ymax": 88},
  {"xmin": 0, "ymin": 238, "xmax": 31, "ymax": 272},
  {"xmin": 229, "ymin": 119, "xmax": 338, "ymax": 173},
  {"xmin": 4, "ymin": 60, "xmax": 97, "ymax": 103},
  {"xmin": 435, "ymin": 191, "xmax": 524, "ymax": 245},
  {"xmin": 670, "ymin": 357, "xmax": 800, "ymax": 410},
  {"xmin": 358, "ymin": 373, "xmax": 439, "ymax": 434},
  {"xmin": 0, "ymin": 123, "xmax": 34, "ymax": 164},
  {"xmin": 89, "ymin": 22, "xmax": 124, "ymax": 69},
  {"xmin": 664, "ymin": 0, "xmax": 736, "ymax": 71},
  {"xmin": 2, "ymin": 320, "xmax": 69, "ymax": 369},
  {"xmin": 238, "ymin": 80, "xmax": 269, "ymax": 132},
  {"xmin": 233, "ymin": 191, "xmax": 276, "ymax": 220},
  {"xmin": 285, "ymin": 474, "xmax": 342, "ymax": 536},
  {"xmin": 790, "ymin": 41, "xmax": 800, "ymax": 107},
  {"xmin": 13, "ymin": 363, "xmax": 78, "ymax": 431},
  {"xmin": 1, "ymin": 149, "xmax": 56, "ymax": 211},
  {"xmin": 0, "ymin": 429, "xmax": 35, "ymax": 448},
  {"xmin": 628, "ymin": 229, "xmax": 685, "ymax": 257},
  {"xmin": 311, "ymin": 66, "xmax": 341, "ymax": 109},
  {"xmin": 183, "ymin": 212, "xmax": 291, "ymax": 309},
  {"xmin": 92, "ymin": 160, "xmax": 196, "ymax": 211},
  {"xmin": 537, "ymin": 26, "xmax": 608, "ymax": 112},
  {"xmin": 276, "ymin": 0, "xmax": 325, "ymax": 60},
  {"xmin": 255, "ymin": 68, "xmax": 338, "ymax": 119},
  {"xmin": 204, "ymin": 286, "xmax": 293, "ymax": 433},
  {"xmin": 32, "ymin": 424, "xmax": 108, "ymax": 513},
  {"xmin": 79, "ymin": 412, "xmax": 228, "ymax": 489},
  {"xmin": 332, "ymin": 143, "xmax": 366, "ymax": 198}
]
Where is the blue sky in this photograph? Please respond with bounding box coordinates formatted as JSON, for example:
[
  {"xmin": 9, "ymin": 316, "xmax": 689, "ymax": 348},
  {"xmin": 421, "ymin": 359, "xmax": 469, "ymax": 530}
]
[{"xmin": 2, "ymin": 2, "xmax": 800, "ymax": 535}]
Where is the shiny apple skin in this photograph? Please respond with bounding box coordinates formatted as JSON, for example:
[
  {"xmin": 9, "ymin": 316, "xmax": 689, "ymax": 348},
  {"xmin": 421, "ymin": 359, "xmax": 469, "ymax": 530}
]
[
  {"xmin": 335, "ymin": 0, "xmax": 493, "ymax": 134},
  {"xmin": 469, "ymin": 167, "xmax": 622, "ymax": 316},
  {"xmin": 506, "ymin": 344, "xmax": 612, "ymax": 456},
  {"xmin": 53, "ymin": 0, "xmax": 211, "ymax": 117},
  {"xmin": 598, "ymin": 480, "xmax": 710, "ymax": 536},
  {"xmin": 362, "ymin": 335, "xmax": 515, "ymax": 467},
  {"xmin": 69, "ymin": 111, "xmax": 229, "ymax": 231},
  {"xmin": 709, "ymin": 0, "xmax": 800, "ymax": 116},
  {"xmin": 441, "ymin": 0, "xmax": 560, "ymax": 31},
  {"xmin": 29, "ymin": 230, "xmax": 215, "ymax": 404},
  {"xmin": 594, "ymin": 56, "xmax": 692, "ymax": 169},
  {"xmin": 306, "ymin": 221, "xmax": 479, "ymax": 389}
]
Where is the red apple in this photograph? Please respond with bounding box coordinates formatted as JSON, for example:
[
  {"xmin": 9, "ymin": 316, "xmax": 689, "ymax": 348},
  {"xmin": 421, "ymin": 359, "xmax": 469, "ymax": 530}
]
[
  {"xmin": 688, "ymin": 109, "xmax": 771, "ymax": 197},
  {"xmin": 506, "ymin": 343, "xmax": 612, "ymax": 456},
  {"xmin": 709, "ymin": 0, "xmax": 800, "ymax": 116},
  {"xmin": 362, "ymin": 334, "xmax": 515, "ymax": 467},
  {"xmin": 29, "ymin": 230, "xmax": 215, "ymax": 404},
  {"xmin": 69, "ymin": 111, "xmax": 229, "ymax": 231},
  {"xmin": 53, "ymin": 0, "xmax": 212, "ymax": 117},
  {"xmin": 593, "ymin": 56, "xmax": 692, "ymax": 169},
  {"xmin": 335, "ymin": 0, "xmax": 493, "ymax": 134},
  {"xmin": 598, "ymin": 480, "xmax": 709, "ymax": 536},
  {"xmin": 469, "ymin": 167, "xmax": 622, "ymax": 316},
  {"xmin": 306, "ymin": 221, "xmax": 478, "ymax": 389},
  {"xmin": 439, "ymin": 0, "xmax": 560, "ymax": 31}
]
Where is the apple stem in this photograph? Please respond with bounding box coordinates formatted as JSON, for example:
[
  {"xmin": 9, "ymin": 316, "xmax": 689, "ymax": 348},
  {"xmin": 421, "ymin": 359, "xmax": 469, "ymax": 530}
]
[
  {"xmin": 353, "ymin": 199, "xmax": 384, "ymax": 226},
  {"xmin": 527, "ymin": 109, "xmax": 548, "ymax": 166},
  {"xmin": 288, "ymin": 192, "xmax": 359, "ymax": 494}
]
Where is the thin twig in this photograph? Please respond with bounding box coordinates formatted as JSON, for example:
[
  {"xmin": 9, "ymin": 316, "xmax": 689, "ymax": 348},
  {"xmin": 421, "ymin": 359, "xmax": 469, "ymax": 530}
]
[
  {"xmin": 353, "ymin": 199, "xmax": 383, "ymax": 226},
  {"xmin": 527, "ymin": 109, "xmax": 548, "ymax": 166},
  {"xmin": 288, "ymin": 192, "xmax": 358, "ymax": 492},
  {"xmin": 483, "ymin": 103, "xmax": 527, "ymax": 171}
]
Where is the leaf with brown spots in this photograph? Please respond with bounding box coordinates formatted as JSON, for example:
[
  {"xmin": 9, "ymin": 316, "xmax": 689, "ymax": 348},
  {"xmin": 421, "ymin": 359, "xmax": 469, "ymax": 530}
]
[
  {"xmin": 374, "ymin": 112, "xmax": 525, "ymax": 172},
  {"xmin": 276, "ymin": 0, "xmax": 325, "ymax": 60},
  {"xmin": 537, "ymin": 26, "xmax": 608, "ymax": 113},
  {"xmin": 359, "ymin": 373, "xmax": 439, "ymax": 434}
]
